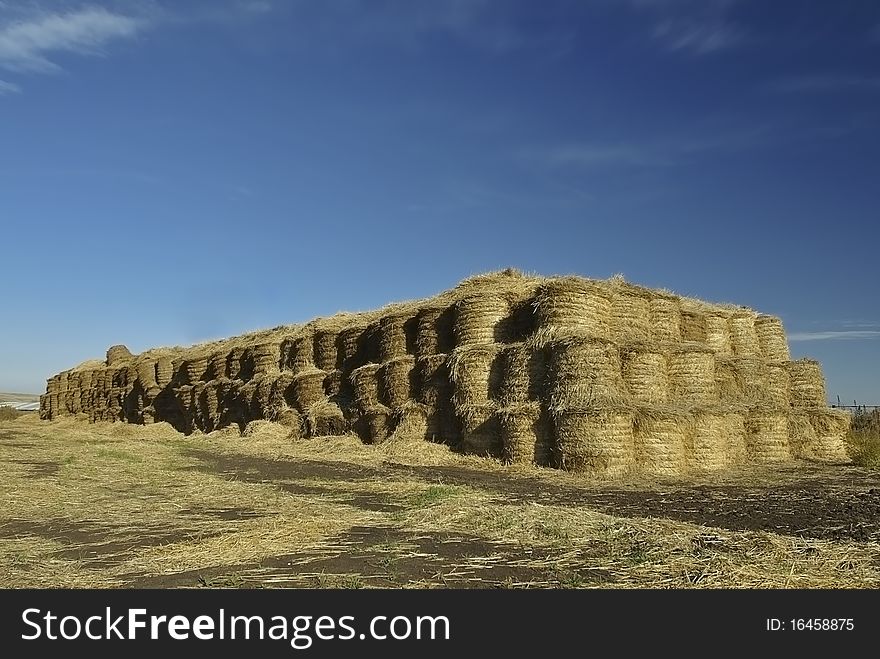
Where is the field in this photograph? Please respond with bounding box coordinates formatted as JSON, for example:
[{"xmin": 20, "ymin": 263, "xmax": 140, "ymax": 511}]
[{"xmin": 1, "ymin": 414, "xmax": 879, "ymax": 589}]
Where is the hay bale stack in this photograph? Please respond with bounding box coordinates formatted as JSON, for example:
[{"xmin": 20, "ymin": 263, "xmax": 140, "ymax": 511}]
[
  {"xmin": 362, "ymin": 405, "xmax": 393, "ymax": 444},
  {"xmin": 304, "ymin": 401, "xmax": 348, "ymax": 438},
  {"xmin": 730, "ymin": 311, "xmax": 760, "ymax": 357},
  {"xmin": 252, "ymin": 342, "xmax": 280, "ymax": 375},
  {"xmin": 766, "ymin": 361, "xmax": 791, "ymax": 408},
  {"xmin": 416, "ymin": 305, "xmax": 456, "ymax": 357},
  {"xmin": 313, "ymin": 330, "xmax": 339, "ymax": 372},
  {"xmin": 391, "ymin": 402, "xmax": 429, "ymax": 440},
  {"xmin": 424, "ymin": 405, "xmax": 459, "ymax": 444},
  {"xmin": 705, "ymin": 311, "xmax": 733, "ymax": 357},
  {"xmin": 276, "ymin": 408, "xmax": 302, "ymax": 436},
  {"xmin": 787, "ymin": 359, "xmax": 826, "ymax": 408},
  {"xmin": 648, "ymin": 294, "xmax": 682, "ymax": 342},
  {"xmin": 455, "ymin": 294, "xmax": 509, "ymax": 345},
  {"xmin": 457, "ymin": 403, "xmax": 501, "ymax": 457},
  {"xmin": 552, "ymin": 407, "xmax": 634, "ymax": 477},
  {"xmin": 535, "ymin": 278, "xmax": 612, "ymax": 340},
  {"xmin": 498, "ymin": 402, "xmax": 552, "ymax": 466},
  {"xmin": 745, "ymin": 409, "xmax": 791, "ymax": 462},
  {"xmin": 668, "ymin": 345, "xmax": 717, "ymax": 405},
  {"xmin": 271, "ymin": 372, "xmax": 296, "ymax": 411},
  {"xmin": 378, "ymin": 313, "xmax": 412, "ymax": 362},
  {"xmin": 380, "ymin": 356, "xmax": 417, "ymax": 409},
  {"xmin": 498, "ymin": 342, "xmax": 546, "ymax": 405},
  {"xmin": 633, "ymin": 407, "xmax": 690, "ymax": 476},
  {"xmin": 621, "ymin": 346, "xmax": 669, "ymax": 404},
  {"xmin": 351, "ymin": 364, "xmax": 382, "ymax": 409},
  {"xmin": 449, "ymin": 344, "xmax": 502, "ymax": 410},
  {"xmin": 546, "ymin": 336, "xmax": 625, "ymax": 410},
  {"xmin": 291, "ymin": 368, "xmax": 327, "ymax": 412},
  {"xmin": 755, "ymin": 315, "xmax": 790, "ymax": 361},
  {"xmin": 610, "ymin": 286, "xmax": 651, "ymax": 343},
  {"xmin": 106, "ymin": 344, "xmax": 133, "ymax": 365}
]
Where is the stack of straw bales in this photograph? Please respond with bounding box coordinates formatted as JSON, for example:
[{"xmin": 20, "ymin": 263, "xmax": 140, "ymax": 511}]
[{"xmin": 42, "ymin": 269, "xmax": 849, "ymax": 476}]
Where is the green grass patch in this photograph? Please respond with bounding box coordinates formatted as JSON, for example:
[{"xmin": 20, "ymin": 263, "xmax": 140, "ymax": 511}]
[{"xmin": 408, "ymin": 485, "xmax": 461, "ymax": 508}]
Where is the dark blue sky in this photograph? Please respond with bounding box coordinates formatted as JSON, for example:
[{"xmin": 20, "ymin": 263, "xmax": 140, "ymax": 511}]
[{"xmin": 1, "ymin": 0, "xmax": 878, "ymax": 401}]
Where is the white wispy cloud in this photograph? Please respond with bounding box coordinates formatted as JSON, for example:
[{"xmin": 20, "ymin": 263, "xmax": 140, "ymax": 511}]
[
  {"xmin": 652, "ymin": 19, "xmax": 741, "ymax": 54},
  {"xmin": 789, "ymin": 330, "xmax": 880, "ymax": 342},
  {"xmin": 767, "ymin": 74, "xmax": 880, "ymax": 94},
  {"xmin": 540, "ymin": 144, "xmax": 672, "ymax": 168},
  {"xmin": 0, "ymin": 6, "xmax": 145, "ymax": 74},
  {"xmin": 0, "ymin": 77, "xmax": 19, "ymax": 94}
]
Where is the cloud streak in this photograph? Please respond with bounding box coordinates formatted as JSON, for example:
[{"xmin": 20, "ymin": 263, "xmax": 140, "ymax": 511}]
[
  {"xmin": 0, "ymin": 77, "xmax": 19, "ymax": 94},
  {"xmin": 0, "ymin": 6, "xmax": 144, "ymax": 74},
  {"xmin": 788, "ymin": 330, "xmax": 880, "ymax": 342},
  {"xmin": 652, "ymin": 19, "xmax": 741, "ymax": 54}
]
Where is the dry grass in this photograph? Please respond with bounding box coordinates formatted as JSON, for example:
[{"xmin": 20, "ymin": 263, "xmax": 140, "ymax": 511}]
[
  {"xmin": 1, "ymin": 415, "xmax": 879, "ymax": 588},
  {"xmin": 847, "ymin": 410, "xmax": 880, "ymax": 469}
]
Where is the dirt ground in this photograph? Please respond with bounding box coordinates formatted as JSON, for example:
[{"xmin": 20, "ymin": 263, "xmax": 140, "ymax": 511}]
[{"xmin": 1, "ymin": 415, "xmax": 878, "ymax": 588}]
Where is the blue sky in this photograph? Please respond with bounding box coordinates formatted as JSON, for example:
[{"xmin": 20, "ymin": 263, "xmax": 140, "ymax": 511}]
[{"xmin": 0, "ymin": 0, "xmax": 878, "ymax": 402}]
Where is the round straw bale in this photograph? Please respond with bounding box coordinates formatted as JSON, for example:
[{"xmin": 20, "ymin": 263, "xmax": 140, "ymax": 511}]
[
  {"xmin": 456, "ymin": 403, "xmax": 501, "ymax": 457},
  {"xmin": 313, "ymin": 329, "xmax": 339, "ymax": 372},
  {"xmin": 649, "ymin": 294, "xmax": 682, "ymax": 342},
  {"xmin": 679, "ymin": 309, "xmax": 707, "ymax": 343},
  {"xmin": 546, "ymin": 336, "xmax": 625, "ymax": 410},
  {"xmin": 733, "ymin": 358, "xmax": 770, "ymax": 404},
  {"xmin": 351, "ymin": 363, "xmax": 382, "ymax": 409},
  {"xmin": 323, "ymin": 369, "xmax": 344, "ymax": 399},
  {"xmin": 415, "ymin": 304, "xmax": 456, "ymax": 357},
  {"xmin": 729, "ymin": 311, "xmax": 760, "ymax": 357},
  {"xmin": 337, "ymin": 325, "xmax": 366, "ymax": 370},
  {"xmin": 705, "ymin": 311, "xmax": 733, "ymax": 357},
  {"xmin": 271, "ymin": 372, "xmax": 296, "ymax": 411},
  {"xmin": 424, "ymin": 405, "xmax": 459, "ymax": 445},
  {"xmin": 496, "ymin": 296, "xmax": 539, "ymax": 344},
  {"xmin": 745, "ymin": 409, "xmax": 791, "ymax": 462},
  {"xmin": 380, "ymin": 356, "xmax": 417, "ymax": 409},
  {"xmin": 806, "ymin": 408, "xmax": 850, "ymax": 462},
  {"xmin": 724, "ymin": 411, "xmax": 748, "ymax": 464},
  {"xmin": 136, "ymin": 361, "xmax": 158, "ymax": 390},
  {"xmin": 416, "ymin": 354, "xmax": 452, "ymax": 407},
  {"xmin": 498, "ymin": 402, "xmax": 553, "ymax": 466},
  {"xmin": 668, "ymin": 344, "xmax": 717, "ymax": 404},
  {"xmin": 498, "ymin": 342, "xmax": 546, "ymax": 405},
  {"xmin": 176, "ymin": 385, "xmax": 194, "ymax": 412},
  {"xmin": 690, "ymin": 408, "xmax": 729, "ymax": 471},
  {"xmin": 208, "ymin": 352, "xmax": 228, "ymax": 380},
  {"xmin": 184, "ymin": 357, "xmax": 209, "ymax": 385},
  {"xmin": 276, "ymin": 408, "xmax": 303, "ymax": 437},
  {"xmin": 766, "ymin": 361, "xmax": 791, "ymax": 408},
  {"xmin": 714, "ymin": 357, "xmax": 739, "ymax": 403},
  {"xmin": 226, "ymin": 347, "xmax": 245, "ymax": 380},
  {"xmin": 252, "ymin": 376, "xmax": 276, "ymax": 419},
  {"xmin": 621, "ymin": 346, "xmax": 669, "ymax": 404},
  {"xmin": 362, "ymin": 404, "xmax": 393, "ymax": 444},
  {"xmin": 106, "ymin": 344, "xmax": 133, "ymax": 366},
  {"xmin": 390, "ymin": 402, "xmax": 429, "ymax": 440},
  {"xmin": 378, "ymin": 313, "xmax": 412, "ymax": 362},
  {"xmin": 633, "ymin": 406, "xmax": 691, "ymax": 476},
  {"xmin": 449, "ymin": 344, "xmax": 503, "ymax": 409},
  {"xmin": 291, "ymin": 368, "xmax": 327, "ymax": 412},
  {"xmin": 534, "ymin": 278, "xmax": 612, "ymax": 341},
  {"xmin": 755, "ymin": 315, "xmax": 790, "ymax": 361},
  {"xmin": 610, "ymin": 287, "xmax": 651, "ymax": 343},
  {"xmin": 286, "ymin": 334, "xmax": 314, "ymax": 372},
  {"xmin": 454, "ymin": 293, "xmax": 510, "ymax": 346},
  {"xmin": 787, "ymin": 359, "xmax": 826, "ymax": 408},
  {"xmin": 252, "ymin": 342, "xmax": 281, "ymax": 375},
  {"xmin": 552, "ymin": 407, "xmax": 634, "ymax": 477},
  {"xmin": 304, "ymin": 401, "xmax": 349, "ymax": 438}
]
